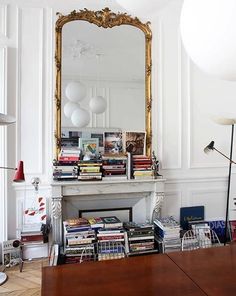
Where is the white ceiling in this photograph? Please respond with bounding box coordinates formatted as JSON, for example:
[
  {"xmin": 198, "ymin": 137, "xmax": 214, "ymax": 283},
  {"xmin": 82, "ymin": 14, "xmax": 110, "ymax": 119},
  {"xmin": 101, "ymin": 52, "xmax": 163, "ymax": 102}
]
[{"xmin": 62, "ymin": 20, "xmax": 145, "ymax": 82}]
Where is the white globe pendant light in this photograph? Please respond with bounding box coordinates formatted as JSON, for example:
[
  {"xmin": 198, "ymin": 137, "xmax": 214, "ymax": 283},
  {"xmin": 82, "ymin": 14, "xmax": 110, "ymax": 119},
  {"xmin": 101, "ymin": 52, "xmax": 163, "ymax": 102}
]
[
  {"xmin": 89, "ymin": 96, "xmax": 107, "ymax": 114},
  {"xmin": 65, "ymin": 81, "xmax": 86, "ymax": 102},
  {"xmin": 63, "ymin": 101, "xmax": 78, "ymax": 118},
  {"xmin": 180, "ymin": 0, "xmax": 236, "ymax": 81},
  {"xmin": 71, "ymin": 107, "xmax": 90, "ymax": 128},
  {"xmin": 116, "ymin": 0, "xmax": 173, "ymax": 19}
]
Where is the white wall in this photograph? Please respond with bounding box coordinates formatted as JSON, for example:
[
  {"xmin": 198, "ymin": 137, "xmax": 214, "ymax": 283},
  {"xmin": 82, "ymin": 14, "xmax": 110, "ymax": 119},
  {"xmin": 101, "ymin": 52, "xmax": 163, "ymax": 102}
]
[{"xmin": 1, "ymin": 0, "xmax": 236, "ymax": 239}]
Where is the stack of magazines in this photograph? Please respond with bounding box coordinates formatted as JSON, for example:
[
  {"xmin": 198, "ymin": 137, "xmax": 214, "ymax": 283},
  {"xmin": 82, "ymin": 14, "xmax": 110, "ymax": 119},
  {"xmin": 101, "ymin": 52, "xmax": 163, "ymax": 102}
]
[{"xmin": 154, "ymin": 216, "xmax": 181, "ymax": 253}]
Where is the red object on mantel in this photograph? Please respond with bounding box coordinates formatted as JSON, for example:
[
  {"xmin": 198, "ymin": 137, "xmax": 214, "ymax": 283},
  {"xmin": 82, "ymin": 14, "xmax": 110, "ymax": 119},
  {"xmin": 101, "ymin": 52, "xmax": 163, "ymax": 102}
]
[{"xmin": 13, "ymin": 160, "xmax": 25, "ymax": 182}]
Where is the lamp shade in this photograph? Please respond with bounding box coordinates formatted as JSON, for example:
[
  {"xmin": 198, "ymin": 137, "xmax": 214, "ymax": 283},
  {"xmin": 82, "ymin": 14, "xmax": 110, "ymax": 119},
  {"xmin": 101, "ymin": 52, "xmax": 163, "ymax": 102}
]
[
  {"xmin": 63, "ymin": 101, "xmax": 78, "ymax": 118},
  {"xmin": 116, "ymin": 0, "xmax": 173, "ymax": 19},
  {"xmin": 0, "ymin": 113, "xmax": 15, "ymax": 125},
  {"xmin": 65, "ymin": 81, "xmax": 86, "ymax": 102},
  {"xmin": 89, "ymin": 96, "xmax": 107, "ymax": 114},
  {"xmin": 211, "ymin": 116, "xmax": 236, "ymax": 126},
  {"xmin": 180, "ymin": 0, "xmax": 236, "ymax": 81},
  {"xmin": 71, "ymin": 107, "xmax": 90, "ymax": 128},
  {"xmin": 13, "ymin": 161, "xmax": 25, "ymax": 182}
]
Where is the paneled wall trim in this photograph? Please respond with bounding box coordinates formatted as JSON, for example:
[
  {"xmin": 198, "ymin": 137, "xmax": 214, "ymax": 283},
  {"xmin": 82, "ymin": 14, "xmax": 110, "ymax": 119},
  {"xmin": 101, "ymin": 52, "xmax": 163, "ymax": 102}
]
[
  {"xmin": 0, "ymin": 4, "xmax": 7, "ymax": 37},
  {"xmin": 17, "ymin": 7, "xmax": 44, "ymax": 174},
  {"xmin": 0, "ymin": 46, "xmax": 8, "ymax": 243},
  {"xmin": 4, "ymin": 0, "xmax": 236, "ymax": 239}
]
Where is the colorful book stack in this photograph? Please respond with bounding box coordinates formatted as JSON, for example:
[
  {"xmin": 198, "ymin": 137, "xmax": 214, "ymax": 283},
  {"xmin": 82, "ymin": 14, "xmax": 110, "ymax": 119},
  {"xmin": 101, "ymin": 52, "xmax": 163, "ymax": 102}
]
[
  {"xmin": 53, "ymin": 148, "xmax": 80, "ymax": 180},
  {"xmin": 97, "ymin": 216, "xmax": 125, "ymax": 261},
  {"xmin": 123, "ymin": 222, "xmax": 157, "ymax": 256},
  {"xmin": 53, "ymin": 164, "xmax": 78, "ymax": 180},
  {"xmin": 154, "ymin": 216, "xmax": 181, "ymax": 253},
  {"xmin": 59, "ymin": 148, "xmax": 81, "ymax": 162},
  {"xmin": 102, "ymin": 155, "xmax": 127, "ymax": 180},
  {"xmin": 132, "ymin": 155, "xmax": 153, "ymax": 179},
  {"xmin": 63, "ymin": 218, "xmax": 96, "ymax": 264},
  {"xmin": 78, "ymin": 160, "xmax": 102, "ymax": 181}
]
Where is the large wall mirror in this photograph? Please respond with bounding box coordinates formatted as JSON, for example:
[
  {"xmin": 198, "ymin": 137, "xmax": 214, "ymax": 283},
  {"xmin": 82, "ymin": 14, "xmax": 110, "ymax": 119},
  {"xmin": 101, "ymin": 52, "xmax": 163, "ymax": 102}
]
[{"xmin": 55, "ymin": 8, "xmax": 152, "ymax": 158}]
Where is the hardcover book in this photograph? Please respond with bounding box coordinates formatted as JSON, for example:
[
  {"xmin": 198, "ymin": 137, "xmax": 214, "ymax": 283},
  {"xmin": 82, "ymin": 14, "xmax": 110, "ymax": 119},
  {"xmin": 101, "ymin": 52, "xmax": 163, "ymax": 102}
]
[
  {"xmin": 101, "ymin": 216, "xmax": 123, "ymax": 228},
  {"xmin": 180, "ymin": 206, "xmax": 204, "ymax": 230}
]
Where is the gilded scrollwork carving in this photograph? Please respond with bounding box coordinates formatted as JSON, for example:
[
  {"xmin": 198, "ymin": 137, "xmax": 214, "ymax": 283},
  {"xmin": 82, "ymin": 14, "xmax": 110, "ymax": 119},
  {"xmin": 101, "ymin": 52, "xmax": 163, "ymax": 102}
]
[
  {"xmin": 56, "ymin": 8, "xmax": 152, "ymax": 33},
  {"xmin": 55, "ymin": 7, "xmax": 152, "ymax": 158}
]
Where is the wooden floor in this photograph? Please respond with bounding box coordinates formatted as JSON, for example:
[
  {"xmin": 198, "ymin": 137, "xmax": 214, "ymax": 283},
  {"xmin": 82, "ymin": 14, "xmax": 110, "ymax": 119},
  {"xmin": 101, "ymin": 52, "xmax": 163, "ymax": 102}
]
[{"xmin": 0, "ymin": 258, "xmax": 48, "ymax": 296}]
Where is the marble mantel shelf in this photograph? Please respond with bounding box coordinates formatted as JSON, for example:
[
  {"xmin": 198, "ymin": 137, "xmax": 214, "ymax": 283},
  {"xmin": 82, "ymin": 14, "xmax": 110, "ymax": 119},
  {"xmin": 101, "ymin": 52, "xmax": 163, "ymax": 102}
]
[{"xmin": 50, "ymin": 178, "xmax": 166, "ymax": 244}]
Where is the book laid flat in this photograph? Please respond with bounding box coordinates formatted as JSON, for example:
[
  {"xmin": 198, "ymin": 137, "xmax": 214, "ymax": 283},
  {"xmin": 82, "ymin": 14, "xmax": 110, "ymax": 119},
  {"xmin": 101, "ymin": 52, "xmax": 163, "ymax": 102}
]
[{"xmin": 101, "ymin": 216, "xmax": 123, "ymax": 228}]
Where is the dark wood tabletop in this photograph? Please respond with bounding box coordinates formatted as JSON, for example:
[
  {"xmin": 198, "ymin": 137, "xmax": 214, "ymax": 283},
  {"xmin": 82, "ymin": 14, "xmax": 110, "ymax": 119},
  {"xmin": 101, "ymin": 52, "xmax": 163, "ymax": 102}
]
[
  {"xmin": 168, "ymin": 244, "xmax": 236, "ymax": 296},
  {"xmin": 42, "ymin": 253, "xmax": 206, "ymax": 296}
]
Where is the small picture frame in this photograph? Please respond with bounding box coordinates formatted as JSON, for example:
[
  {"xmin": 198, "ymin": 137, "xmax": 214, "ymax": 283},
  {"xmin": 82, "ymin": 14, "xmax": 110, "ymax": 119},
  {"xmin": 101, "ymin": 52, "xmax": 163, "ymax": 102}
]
[
  {"xmin": 79, "ymin": 138, "xmax": 99, "ymax": 155},
  {"xmin": 104, "ymin": 132, "xmax": 123, "ymax": 154},
  {"xmin": 91, "ymin": 133, "xmax": 104, "ymax": 153},
  {"xmin": 124, "ymin": 131, "xmax": 146, "ymax": 155}
]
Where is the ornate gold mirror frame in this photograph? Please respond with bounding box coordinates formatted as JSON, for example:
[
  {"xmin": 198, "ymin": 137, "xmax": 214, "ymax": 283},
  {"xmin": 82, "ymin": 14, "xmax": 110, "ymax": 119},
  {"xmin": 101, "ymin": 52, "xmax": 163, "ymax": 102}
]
[{"xmin": 54, "ymin": 8, "xmax": 152, "ymax": 159}]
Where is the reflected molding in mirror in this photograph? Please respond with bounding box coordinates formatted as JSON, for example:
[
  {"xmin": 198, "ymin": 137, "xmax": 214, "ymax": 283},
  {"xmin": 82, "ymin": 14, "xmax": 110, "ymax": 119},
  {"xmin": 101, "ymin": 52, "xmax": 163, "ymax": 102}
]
[{"xmin": 55, "ymin": 7, "xmax": 152, "ymax": 159}]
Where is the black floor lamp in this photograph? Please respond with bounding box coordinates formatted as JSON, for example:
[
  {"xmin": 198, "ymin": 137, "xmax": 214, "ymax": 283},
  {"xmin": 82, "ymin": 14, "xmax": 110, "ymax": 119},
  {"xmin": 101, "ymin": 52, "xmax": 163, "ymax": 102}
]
[
  {"xmin": 0, "ymin": 113, "xmax": 25, "ymax": 285},
  {"xmin": 204, "ymin": 121, "xmax": 235, "ymax": 246}
]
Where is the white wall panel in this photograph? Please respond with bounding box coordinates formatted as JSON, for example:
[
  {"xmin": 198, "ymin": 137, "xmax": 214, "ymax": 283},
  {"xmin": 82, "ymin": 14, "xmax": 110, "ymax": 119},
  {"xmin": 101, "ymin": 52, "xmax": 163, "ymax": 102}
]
[
  {"xmin": 162, "ymin": 190, "xmax": 182, "ymax": 221},
  {"xmin": 17, "ymin": 7, "xmax": 44, "ymax": 174},
  {"xmin": 0, "ymin": 46, "xmax": 7, "ymax": 243},
  {"xmin": 190, "ymin": 188, "xmax": 226, "ymax": 221},
  {"xmin": 0, "ymin": 4, "xmax": 7, "ymax": 38},
  {"xmin": 188, "ymin": 64, "xmax": 236, "ymax": 169},
  {"xmin": 159, "ymin": 12, "xmax": 182, "ymax": 170}
]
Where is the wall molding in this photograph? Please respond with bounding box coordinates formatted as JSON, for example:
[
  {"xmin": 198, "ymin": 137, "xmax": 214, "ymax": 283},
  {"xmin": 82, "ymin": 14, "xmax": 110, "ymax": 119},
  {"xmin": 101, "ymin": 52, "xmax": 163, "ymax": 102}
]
[
  {"xmin": 17, "ymin": 7, "xmax": 45, "ymax": 175},
  {"xmin": 161, "ymin": 22, "xmax": 182, "ymax": 170},
  {"xmin": 0, "ymin": 4, "xmax": 7, "ymax": 38},
  {"xmin": 165, "ymin": 175, "xmax": 228, "ymax": 184},
  {"xmin": 0, "ymin": 46, "xmax": 8, "ymax": 242}
]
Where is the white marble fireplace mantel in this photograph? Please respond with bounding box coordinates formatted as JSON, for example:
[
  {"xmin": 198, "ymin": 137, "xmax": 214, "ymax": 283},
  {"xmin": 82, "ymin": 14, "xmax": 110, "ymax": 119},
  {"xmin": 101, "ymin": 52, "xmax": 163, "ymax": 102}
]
[{"xmin": 50, "ymin": 179, "xmax": 165, "ymax": 244}]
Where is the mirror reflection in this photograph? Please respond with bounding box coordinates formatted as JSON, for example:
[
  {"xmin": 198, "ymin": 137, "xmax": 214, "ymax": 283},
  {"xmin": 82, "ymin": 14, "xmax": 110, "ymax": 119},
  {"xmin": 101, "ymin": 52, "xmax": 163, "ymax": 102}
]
[
  {"xmin": 55, "ymin": 8, "xmax": 152, "ymax": 158},
  {"xmin": 62, "ymin": 21, "xmax": 145, "ymax": 130}
]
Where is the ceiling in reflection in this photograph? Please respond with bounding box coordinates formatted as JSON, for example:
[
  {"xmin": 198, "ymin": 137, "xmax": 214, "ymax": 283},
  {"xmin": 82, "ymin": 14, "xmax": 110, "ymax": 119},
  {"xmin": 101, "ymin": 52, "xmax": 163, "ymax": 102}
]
[{"xmin": 62, "ymin": 21, "xmax": 145, "ymax": 82}]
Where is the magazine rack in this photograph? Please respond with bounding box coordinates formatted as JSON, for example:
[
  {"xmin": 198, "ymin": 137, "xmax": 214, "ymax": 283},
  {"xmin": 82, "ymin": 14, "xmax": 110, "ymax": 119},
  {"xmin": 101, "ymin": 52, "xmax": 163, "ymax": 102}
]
[
  {"xmin": 181, "ymin": 228, "xmax": 221, "ymax": 251},
  {"xmin": 97, "ymin": 241, "xmax": 126, "ymax": 261}
]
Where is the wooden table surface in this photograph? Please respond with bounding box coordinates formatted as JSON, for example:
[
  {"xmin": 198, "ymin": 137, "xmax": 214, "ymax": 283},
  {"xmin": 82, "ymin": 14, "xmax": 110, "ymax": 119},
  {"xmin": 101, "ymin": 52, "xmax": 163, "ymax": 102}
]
[
  {"xmin": 42, "ymin": 254, "xmax": 206, "ymax": 296},
  {"xmin": 168, "ymin": 244, "xmax": 236, "ymax": 296}
]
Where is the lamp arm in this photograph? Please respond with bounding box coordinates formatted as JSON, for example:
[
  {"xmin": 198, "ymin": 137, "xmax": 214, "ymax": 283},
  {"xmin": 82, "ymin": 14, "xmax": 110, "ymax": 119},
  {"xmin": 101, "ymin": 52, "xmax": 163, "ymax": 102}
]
[
  {"xmin": 0, "ymin": 166, "xmax": 16, "ymax": 170},
  {"xmin": 213, "ymin": 148, "xmax": 236, "ymax": 164}
]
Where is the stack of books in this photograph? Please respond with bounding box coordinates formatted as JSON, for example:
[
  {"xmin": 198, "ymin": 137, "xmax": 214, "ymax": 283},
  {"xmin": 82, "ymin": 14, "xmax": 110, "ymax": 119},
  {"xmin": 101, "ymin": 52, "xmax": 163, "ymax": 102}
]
[
  {"xmin": 78, "ymin": 160, "xmax": 102, "ymax": 181},
  {"xmin": 132, "ymin": 155, "xmax": 153, "ymax": 179},
  {"xmin": 97, "ymin": 216, "xmax": 125, "ymax": 261},
  {"xmin": 21, "ymin": 227, "xmax": 48, "ymax": 260},
  {"xmin": 53, "ymin": 163, "xmax": 78, "ymax": 181},
  {"xmin": 63, "ymin": 218, "xmax": 96, "ymax": 264},
  {"xmin": 87, "ymin": 217, "xmax": 104, "ymax": 230},
  {"xmin": 58, "ymin": 148, "xmax": 80, "ymax": 162},
  {"xmin": 123, "ymin": 222, "xmax": 157, "ymax": 255},
  {"xmin": 53, "ymin": 149, "xmax": 80, "ymax": 180},
  {"xmin": 102, "ymin": 155, "xmax": 127, "ymax": 180},
  {"xmin": 154, "ymin": 216, "xmax": 181, "ymax": 253}
]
